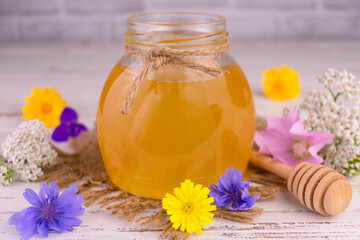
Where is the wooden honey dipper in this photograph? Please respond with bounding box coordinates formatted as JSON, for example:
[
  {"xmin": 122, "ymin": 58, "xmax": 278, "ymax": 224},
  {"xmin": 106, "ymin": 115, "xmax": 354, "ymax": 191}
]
[{"xmin": 250, "ymin": 151, "xmax": 352, "ymax": 216}]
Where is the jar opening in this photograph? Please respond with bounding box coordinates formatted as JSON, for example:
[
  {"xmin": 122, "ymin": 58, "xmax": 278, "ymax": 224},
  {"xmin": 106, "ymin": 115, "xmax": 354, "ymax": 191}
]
[
  {"xmin": 128, "ymin": 12, "xmax": 225, "ymax": 26},
  {"xmin": 126, "ymin": 12, "xmax": 228, "ymax": 49}
]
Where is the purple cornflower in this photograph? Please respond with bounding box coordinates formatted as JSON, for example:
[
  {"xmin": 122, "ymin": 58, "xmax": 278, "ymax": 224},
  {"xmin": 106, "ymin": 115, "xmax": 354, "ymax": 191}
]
[
  {"xmin": 209, "ymin": 167, "xmax": 260, "ymax": 210},
  {"xmin": 9, "ymin": 182, "xmax": 84, "ymax": 240},
  {"xmin": 52, "ymin": 107, "xmax": 87, "ymax": 142}
]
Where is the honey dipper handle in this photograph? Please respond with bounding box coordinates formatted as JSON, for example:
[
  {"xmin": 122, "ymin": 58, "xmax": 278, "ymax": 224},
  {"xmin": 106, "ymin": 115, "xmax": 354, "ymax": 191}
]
[{"xmin": 250, "ymin": 151, "xmax": 292, "ymax": 179}]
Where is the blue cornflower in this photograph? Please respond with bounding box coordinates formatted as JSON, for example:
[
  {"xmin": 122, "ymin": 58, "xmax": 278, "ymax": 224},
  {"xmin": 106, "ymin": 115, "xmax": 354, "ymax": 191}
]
[
  {"xmin": 52, "ymin": 107, "xmax": 87, "ymax": 142},
  {"xmin": 209, "ymin": 167, "xmax": 260, "ymax": 210},
  {"xmin": 9, "ymin": 182, "xmax": 84, "ymax": 240}
]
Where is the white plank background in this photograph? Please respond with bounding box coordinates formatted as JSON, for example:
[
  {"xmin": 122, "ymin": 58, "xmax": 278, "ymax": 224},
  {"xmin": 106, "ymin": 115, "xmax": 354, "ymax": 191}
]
[{"xmin": 0, "ymin": 42, "xmax": 360, "ymax": 239}]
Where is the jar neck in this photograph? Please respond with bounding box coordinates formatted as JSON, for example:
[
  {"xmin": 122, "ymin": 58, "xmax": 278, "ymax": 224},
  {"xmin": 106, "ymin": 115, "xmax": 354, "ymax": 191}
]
[{"xmin": 125, "ymin": 12, "xmax": 229, "ymax": 50}]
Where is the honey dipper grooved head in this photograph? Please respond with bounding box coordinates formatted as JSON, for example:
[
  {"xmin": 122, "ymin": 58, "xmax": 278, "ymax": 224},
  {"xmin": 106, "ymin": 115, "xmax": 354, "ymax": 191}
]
[{"xmin": 287, "ymin": 162, "xmax": 352, "ymax": 216}]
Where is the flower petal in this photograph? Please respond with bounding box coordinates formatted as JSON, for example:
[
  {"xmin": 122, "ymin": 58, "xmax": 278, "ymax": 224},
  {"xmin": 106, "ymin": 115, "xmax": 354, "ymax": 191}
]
[
  {"xmin": 9, "ymin": 207, "xmax": 40, "ymax": 225},
  {"xmin": 60, "ymin": 107, "xmax": 78, "ymax": 124},
  {"xmin": 209, "ymin": 185, "xmax": 231, "ymax": 208},
  {"xmin": 238, "ymin": 184, "xmax": 250, "ymax": 200},
  {"xmin": 23, "ymin": 188, "xmax": 42, "ymax": 208},
  {"xmin": 9, "ymin": 207, "xmax": 39, "ymax": 240},
  {"xmin": 273, "ymin": 151, "xmax": 299, "ymax": 167},
  {"xmin": 54, "ymin": 184, "xmax": 84, "ymax": 217},
  {"xmin": 56, "ymin": 184, "xmax": 79, "ymax": 205},
  {"xmin": 266, "ymin": 109, "xmax": 300, "ymax": 133},
  {"xmin": 55, "ymin": 216, "xmax": 82, "ymax": 228},
  {"xmin": 255, "ymin": 129, "xmax": 293, "ymax": 155},
  {"xmin": 69, "ymin": 123, "xmax": 87, "ymax": 138},
  {"xmin": 37, "ymin": 221, "xmax": 49, "ymax": 237},
  {"xmin": 308, "ymin": 131, "xmax": 333, "ymax": 152},
  {"xmin": 52, "ymin": 124, "xmax": 70, "ymax": 142},
  {"xmin": 56, "ymin": 204, "xmax": 85, "ymax": 218},
  {"xmin": 229, "ymin": 202, "xmax": 242, "ymax": 210},
  {"xmin": 40, "ymin": 181, "xmax": 59, "ymax": 200},
  {"xmin": 225, "ymin": 167, "xmax": 242, "ymax": 187},
  {"xmin": 48, "ymin": 218, "xmax": 67, "ymax": 233},
  {"xmin": 301, "ymin": 155, "xmax": 323, "ymax": 165},
  {"xmin": 217, "ymin": 174, "xmax": 232, "ymax": 193},
  {"xmin": 243, "ymin": 195, "xmax": 261, "ymax": 209},
  {"xmin": 289, "ymin": 120, "xmax": 311, "ymax": 141},
  {"xmin": 49, "ymin": 181, "xmax": 60, "ymax": 199},
  {"xmin": 304, "ymin": 132, "xmax": 332, "ymax": 165},
  {"xmin": 239, "ymin": 181, "xmax": 250, "ymax": 189},
  {"xmin": 254, "ymin": 130, "xmax": 271, "ymax": 154}
]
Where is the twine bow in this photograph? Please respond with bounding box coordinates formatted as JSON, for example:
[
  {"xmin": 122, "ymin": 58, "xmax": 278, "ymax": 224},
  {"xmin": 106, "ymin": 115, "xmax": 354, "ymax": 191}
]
[{"xmin": 121, "ymin": 42, "xmax": 230, "ymax": 114}]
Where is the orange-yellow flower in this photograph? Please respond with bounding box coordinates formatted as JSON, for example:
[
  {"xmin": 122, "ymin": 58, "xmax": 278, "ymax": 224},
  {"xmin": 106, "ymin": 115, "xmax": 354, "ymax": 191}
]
[
  {"xmin": 262, "ymin": 65, "xmax": 300, "ymax": 101},
  {"xmin": 23, "ymin": 87, "xmax": 67, "ymax": 128}
]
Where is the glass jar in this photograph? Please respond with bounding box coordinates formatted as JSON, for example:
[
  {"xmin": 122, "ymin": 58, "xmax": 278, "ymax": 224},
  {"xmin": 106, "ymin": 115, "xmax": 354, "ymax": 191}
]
[{"xmin": 97, "ymin": 12, "xmax": 255, "ymax": 199}]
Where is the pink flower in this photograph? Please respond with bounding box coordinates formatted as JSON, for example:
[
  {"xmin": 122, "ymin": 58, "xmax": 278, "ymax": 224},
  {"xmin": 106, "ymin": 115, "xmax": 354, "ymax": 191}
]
[{"xmin": 254, "ymin": 109, "xmax": 333, "ymax": 167}]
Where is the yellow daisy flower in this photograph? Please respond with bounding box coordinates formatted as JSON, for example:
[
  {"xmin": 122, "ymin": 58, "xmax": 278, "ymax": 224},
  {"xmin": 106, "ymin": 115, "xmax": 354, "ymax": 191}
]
[
  {"xmin": 23, "ymin": 87, "xmax": 67, "ymax": 128},
  {"xmin": 162, "ymin": 179, "xmax": 216, "ymax": 235},
  {"xmin": 262, "ymin": 65, "xmax": 301, "ymax": 101}
]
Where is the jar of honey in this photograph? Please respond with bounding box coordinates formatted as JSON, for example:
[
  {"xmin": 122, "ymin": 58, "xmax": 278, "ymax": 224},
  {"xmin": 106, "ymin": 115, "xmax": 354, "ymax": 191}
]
[{"xmin": 97, "ymin": 12, "xmax": 255, "ymax": 199}]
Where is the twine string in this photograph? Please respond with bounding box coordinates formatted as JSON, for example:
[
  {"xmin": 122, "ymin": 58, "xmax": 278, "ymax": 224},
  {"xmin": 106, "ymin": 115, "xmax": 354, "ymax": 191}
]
[{"xmin": 121, "ymin": 42, "xmax": 230, "ymax": 114}]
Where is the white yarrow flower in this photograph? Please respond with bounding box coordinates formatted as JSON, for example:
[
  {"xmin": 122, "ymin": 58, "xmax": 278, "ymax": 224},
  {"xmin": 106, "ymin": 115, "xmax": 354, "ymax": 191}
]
[
  {"xmin": 298, "ymin": 69, "xmax": 360, "ymax": 176},
  {"xmin": 1, "ymin": 120, "xmax": 57, "ymax": 182},
  {"xmin": 0, "ymin": 162, "xmax": 13, "ymax": 185}
]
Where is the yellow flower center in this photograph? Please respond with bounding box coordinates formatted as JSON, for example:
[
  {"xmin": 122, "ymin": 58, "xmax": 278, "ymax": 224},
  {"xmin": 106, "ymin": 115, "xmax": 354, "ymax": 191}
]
[
  {"xmin": 184, "ymin": 203, "xmax": 192, "ymax": 213},
  {"xmin": 273, "ymin": 81, "xmax": 284, "ymax": 92},
  {"xmin": 41, "ymin": 103, "xmax": 53, "ymax": 114}
]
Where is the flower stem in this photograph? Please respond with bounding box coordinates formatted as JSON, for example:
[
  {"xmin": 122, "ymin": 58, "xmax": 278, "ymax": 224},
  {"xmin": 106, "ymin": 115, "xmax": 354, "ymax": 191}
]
[
  {"xmin": 354, "ymin": 136, "xmax": 359, "ymax": 147},
  {"xmin": 326, "ymin": 87, "xmax": 342, "ymax": 102},
  {"xmin": 334, "ymin": 136, "xmax": 343, "ymax": 151}
]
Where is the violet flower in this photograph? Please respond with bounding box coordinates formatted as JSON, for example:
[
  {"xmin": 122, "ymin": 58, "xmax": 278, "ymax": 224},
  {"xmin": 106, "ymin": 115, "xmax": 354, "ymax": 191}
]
[
  {"xmin": 9, "ymin": 182, "xmax": 84, "ymax": 240},
  {"xmin": 254, "ymin": 109, "xmax": 333, "ymax": 167},
  {"xmin": 209, "ymin": 167, "xmax": 260, "ymax": 210},
  {"xmin": 52, "ymin": 107, "xmax": 87, "ymax": 142}
]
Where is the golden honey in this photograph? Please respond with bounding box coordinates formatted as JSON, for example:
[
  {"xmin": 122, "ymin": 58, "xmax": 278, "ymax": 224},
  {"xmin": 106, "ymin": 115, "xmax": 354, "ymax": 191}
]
[{"xmin": 97, "ymin": 62, "xmax": 255, "ymax": 199}]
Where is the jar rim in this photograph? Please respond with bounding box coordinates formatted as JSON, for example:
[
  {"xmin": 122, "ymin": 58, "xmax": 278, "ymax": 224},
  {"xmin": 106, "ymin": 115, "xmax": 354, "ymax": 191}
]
[
  {"xmin": 126, "ymin": 12, "xmax": 228, "ymax": 49},
  {"xmin": 128, "ymin": 12, "xmax": 226, "ymax": 27}
]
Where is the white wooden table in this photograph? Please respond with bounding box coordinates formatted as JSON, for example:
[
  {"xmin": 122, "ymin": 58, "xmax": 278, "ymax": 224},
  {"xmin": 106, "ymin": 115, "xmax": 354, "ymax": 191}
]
[{"xmin": 0, "ymin": 42, "xmax": 360, "ymax": 239}]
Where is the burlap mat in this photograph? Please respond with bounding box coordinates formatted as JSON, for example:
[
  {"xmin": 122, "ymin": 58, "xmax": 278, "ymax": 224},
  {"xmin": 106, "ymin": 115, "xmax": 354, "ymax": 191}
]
[{"xmin": 41, "ymin": 117, "xmax": 285, "ymax": 239}]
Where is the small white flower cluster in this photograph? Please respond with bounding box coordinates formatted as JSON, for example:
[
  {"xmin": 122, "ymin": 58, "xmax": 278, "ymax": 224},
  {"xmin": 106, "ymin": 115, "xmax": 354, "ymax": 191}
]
[
  {"xmin": 0, "ymin": 162, "xmax": 14, "ymax": 185},
  {"xmin": 298, "ymin": 68, "xmax": 360, "ymax": 176},
  {"xmin": 1, "ymin": 119, "xmax": 57, "ymax": 182}
]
